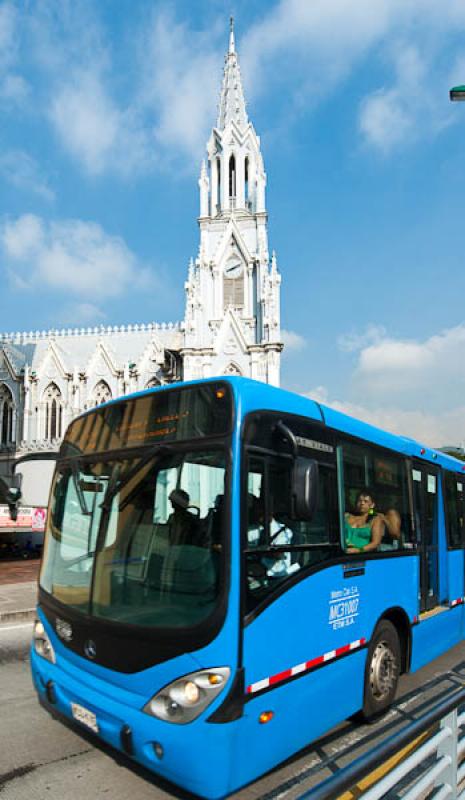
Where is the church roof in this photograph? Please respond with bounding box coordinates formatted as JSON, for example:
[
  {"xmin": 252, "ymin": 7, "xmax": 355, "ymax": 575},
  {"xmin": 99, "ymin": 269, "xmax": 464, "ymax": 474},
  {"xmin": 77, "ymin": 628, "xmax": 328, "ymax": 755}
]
[
  {"xmin": 0, "ymin": 323, "xmax": 183, "ymax": 374},
  {"xmin": 2, "ymin": 343, "xmax": 30, "ymax": 372},
  {"xmin": 217, "ymin": 18, "xmax": 248, "ymax": 131}
]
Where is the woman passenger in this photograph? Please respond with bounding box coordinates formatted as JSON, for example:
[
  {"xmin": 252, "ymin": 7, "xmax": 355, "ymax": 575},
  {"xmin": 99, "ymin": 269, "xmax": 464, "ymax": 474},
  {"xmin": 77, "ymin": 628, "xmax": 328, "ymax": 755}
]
[{"xmin": 345, "ymin": 489, "xmax": 384, "ymax": 554}]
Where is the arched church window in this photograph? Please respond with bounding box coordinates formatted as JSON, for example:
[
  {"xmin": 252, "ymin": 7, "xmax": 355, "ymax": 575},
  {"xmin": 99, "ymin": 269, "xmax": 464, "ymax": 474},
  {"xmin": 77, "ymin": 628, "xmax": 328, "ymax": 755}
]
[
  {"xmin": 229, "ymin": 155, "xmax": 236, "ymax": 206},
  {"xmin": 223, "ymin": 257, "xmax": 244, "ymax": 311},
  {"xmin": 50, "ymin": 399, "xmax": 57, "ymax": 440},
  {"xmin": 0, "ymin": 384, "xmax": 14, "ymax": 445},
  {"xmin": 92, "ymin": 380, "xmax": 112, "ymax": 406},
  {"xmin": 244, "ymin": 156, "xmax": 249, "ymax": 207},
  {"xmin": 217, "ymin": 157, "xmax": 221, "ymax": 211},
  {"xmin": 43, "ymin": 383, "xmax": 63, "ymax": 441}
]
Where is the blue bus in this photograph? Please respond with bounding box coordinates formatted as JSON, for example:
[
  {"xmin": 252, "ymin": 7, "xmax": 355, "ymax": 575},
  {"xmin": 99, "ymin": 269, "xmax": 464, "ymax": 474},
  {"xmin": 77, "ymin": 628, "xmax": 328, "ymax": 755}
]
[{"xmin": 31, "ymin": 377, "xmax": 465, "ymax": 798}]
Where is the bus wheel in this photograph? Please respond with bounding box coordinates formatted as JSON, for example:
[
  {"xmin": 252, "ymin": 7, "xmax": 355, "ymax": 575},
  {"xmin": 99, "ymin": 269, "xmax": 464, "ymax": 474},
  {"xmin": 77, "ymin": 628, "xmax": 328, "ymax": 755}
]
[{"xmin": 362, "ymin": 620, "xmax": 400, "ymax": 720}]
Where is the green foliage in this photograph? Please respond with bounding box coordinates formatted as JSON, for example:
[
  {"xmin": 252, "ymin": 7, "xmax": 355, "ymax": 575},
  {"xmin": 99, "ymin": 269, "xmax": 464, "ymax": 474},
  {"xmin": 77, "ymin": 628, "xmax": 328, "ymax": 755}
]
[{"xmin": 440, "ymin": 447, "xmax": 465, "ymax": 462}]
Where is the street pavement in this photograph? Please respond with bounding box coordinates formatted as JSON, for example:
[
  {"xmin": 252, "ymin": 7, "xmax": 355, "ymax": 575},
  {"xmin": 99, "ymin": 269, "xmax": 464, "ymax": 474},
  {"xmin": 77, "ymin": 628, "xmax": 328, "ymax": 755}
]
[{"xmin": 0, "ymin": 558, "xmax": 39, "ymax": 624}]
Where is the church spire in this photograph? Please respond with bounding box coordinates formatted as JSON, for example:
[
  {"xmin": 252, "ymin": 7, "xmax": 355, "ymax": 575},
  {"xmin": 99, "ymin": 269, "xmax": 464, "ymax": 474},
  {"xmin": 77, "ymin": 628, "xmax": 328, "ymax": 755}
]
[
  {"xmin": 217, "ymin": 18, "xmax": 248, "ymax": 131},
  {"xmin": 229, "ymin": 15, "xmax": 235, "ymax": 54},
  {"xmin": 184, "ymin": 17, "xmax": 282, "ymax": 387}
]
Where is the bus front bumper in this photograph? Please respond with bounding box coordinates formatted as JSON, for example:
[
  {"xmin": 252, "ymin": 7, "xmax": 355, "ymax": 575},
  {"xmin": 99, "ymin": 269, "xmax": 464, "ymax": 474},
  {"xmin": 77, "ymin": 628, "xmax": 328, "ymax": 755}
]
[{"xmin": 31, "ymin": 648, "xmax": 237, "ymax": 800}]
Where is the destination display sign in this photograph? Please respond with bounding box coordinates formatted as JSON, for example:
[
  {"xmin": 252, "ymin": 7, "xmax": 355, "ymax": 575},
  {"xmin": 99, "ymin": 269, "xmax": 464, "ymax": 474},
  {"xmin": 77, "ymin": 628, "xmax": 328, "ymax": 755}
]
[
  {"xmin": 374, "ymin": 456, "xmax": 400, "ymax": 487},
  {"xmin": 61, "ymin": 383, "xmax": 232, "ymax": 456}
]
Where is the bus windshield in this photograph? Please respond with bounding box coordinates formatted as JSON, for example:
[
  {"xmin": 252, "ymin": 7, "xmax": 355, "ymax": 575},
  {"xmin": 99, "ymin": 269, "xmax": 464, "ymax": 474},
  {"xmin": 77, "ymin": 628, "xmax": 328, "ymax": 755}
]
[
  {"xmin": 40, "ymin": 447, "xmax": 227, "ymax": 628},
  {"xmin": 39, "ymin": 383, "xmax": 232, "ymax": 630}
]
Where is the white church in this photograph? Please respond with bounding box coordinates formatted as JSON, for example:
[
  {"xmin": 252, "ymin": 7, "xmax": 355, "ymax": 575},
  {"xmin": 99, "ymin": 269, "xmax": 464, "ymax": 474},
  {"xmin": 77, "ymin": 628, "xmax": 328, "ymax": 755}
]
[{"xmin": 0, "ymin": 22, "xmax": 283, "ymax": 492}]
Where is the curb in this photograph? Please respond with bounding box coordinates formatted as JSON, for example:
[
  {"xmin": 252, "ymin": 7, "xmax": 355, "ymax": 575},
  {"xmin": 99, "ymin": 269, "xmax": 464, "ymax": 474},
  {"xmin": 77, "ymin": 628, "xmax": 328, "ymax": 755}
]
[{"xmin": 0, "ymin": 608, "xmax": 36, "ymax": 624}]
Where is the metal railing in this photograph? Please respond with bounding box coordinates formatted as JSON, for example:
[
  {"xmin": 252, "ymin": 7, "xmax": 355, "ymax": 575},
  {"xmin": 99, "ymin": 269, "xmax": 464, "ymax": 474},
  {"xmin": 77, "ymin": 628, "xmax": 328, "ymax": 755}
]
[{"xmin": 299, "ymin": 688, "xmax": 465, "ymax": 800}]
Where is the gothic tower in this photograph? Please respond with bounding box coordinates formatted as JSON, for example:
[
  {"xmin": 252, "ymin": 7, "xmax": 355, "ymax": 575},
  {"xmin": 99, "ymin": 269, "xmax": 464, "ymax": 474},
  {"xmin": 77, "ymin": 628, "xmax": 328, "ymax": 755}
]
[{"xmin": 182, "ymin": 20, "xmax": 283, "ymax": 385}]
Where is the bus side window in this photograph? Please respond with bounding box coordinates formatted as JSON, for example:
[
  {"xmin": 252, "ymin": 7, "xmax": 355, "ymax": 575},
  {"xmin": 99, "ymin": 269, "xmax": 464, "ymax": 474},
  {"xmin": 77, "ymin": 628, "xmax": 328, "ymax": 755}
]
[
  {"xmin": 244, "ymin": 452, "xmax": 339, "ymax": 613},
  {"xmin": 338, "ymin": 440, "xmax": 412, "ymax": 553},
  {"xmin": 445, "ymin": 473, "xmax": 464, "ymax": 548},
  {"xmin": 290, "ymin": 465, "xmax": 338, "ymax": 565}
]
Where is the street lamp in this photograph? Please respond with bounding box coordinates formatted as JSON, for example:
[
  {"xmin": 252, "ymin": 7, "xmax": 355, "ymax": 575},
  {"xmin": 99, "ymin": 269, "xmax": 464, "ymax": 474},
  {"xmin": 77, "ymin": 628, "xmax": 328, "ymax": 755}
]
[
  {"xmin": 450, "ymin": 85, "xmax": 465, "ymax": 101},
  {"xmin": 449, "ymin": 84, "xmax": 465, "ymax": 456}
]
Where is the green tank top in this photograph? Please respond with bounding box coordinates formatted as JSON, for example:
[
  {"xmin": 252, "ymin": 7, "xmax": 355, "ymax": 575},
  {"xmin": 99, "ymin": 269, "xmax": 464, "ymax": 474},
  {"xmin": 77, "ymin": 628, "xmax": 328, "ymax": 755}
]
[{"xmin": 344, "ymin": 516, "xmax": 372, "ymax": 549}]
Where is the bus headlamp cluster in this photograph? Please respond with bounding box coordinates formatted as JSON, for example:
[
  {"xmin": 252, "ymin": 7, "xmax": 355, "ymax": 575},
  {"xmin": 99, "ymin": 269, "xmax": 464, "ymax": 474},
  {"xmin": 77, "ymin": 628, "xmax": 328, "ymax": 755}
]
[
  {"xmin": 143, "ymin": 668, "xmax": 230, "ymax": 724},
  {"xmin": 33, "ymin": 620, "xmax": 56, "ymax": 664}
]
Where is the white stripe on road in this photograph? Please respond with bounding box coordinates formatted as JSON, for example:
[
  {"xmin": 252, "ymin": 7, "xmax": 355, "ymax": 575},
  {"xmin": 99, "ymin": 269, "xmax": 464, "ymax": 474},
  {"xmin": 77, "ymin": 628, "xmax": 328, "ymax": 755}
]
[{"xmin": 0, "ymin": 622, "xmax": 33, "ymax": 632}]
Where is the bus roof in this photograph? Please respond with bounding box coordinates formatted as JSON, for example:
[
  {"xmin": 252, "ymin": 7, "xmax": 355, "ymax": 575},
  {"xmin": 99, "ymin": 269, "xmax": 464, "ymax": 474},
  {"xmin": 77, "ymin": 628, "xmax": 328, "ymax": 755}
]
[
  {"xmin": 228, "ymin": 377, "xmax": 464, "ymax": 473},
  {"xmin": 82, "ymin": 376, "xmax": 465, "ymax": 474}
]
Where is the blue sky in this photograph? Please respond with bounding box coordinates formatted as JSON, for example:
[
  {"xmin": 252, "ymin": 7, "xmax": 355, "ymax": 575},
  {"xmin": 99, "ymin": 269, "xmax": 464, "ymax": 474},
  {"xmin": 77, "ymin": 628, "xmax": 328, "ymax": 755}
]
[{"xmin": 1, "ymin": 0, "xmax": 465, "ymax": 447}]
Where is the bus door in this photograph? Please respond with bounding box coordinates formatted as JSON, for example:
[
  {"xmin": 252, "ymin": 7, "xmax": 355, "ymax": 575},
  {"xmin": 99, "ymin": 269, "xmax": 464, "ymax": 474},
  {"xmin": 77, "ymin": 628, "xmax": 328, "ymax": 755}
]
[{"xmin": 412, "ymin": 462, "xmax": 439, "ymax": 612}]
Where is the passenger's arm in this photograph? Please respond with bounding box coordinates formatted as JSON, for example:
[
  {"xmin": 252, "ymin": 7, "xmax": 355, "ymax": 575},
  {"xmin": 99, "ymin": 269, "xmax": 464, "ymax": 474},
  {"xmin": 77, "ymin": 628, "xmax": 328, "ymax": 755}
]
[
  {"xmin": 383, "ymin": 509, "xmax": 401, "ymax": 540},
  {"xmin": 364, "ymin": 517, "xmax": 384, "ymax": 551}
]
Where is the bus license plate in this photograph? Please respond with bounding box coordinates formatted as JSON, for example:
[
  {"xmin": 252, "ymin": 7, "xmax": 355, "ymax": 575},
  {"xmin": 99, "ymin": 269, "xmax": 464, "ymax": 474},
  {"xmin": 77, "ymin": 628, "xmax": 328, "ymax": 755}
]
[{"xmin": 71, "ymin": 702, "xmax": 99, "ymax": 733}]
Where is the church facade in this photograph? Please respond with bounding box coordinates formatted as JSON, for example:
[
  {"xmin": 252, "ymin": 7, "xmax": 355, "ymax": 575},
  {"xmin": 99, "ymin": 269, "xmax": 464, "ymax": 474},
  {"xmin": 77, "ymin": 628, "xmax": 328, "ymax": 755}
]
[{"xmin": 0, "ymin": 23, "xmax": 282, "ymax": 481}]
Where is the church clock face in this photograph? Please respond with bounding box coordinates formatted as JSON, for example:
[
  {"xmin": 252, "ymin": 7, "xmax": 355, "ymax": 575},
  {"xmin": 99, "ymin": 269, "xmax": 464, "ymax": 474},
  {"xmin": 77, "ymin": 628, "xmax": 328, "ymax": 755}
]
[{"xmin": 224, "ymin": 259, "xmax": 243, "ymax": 278}]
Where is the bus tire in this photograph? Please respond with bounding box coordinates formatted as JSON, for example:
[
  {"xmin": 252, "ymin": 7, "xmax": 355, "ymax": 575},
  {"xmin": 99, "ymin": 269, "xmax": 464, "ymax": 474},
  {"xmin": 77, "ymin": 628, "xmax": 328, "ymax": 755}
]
[{"xmin": 361, "ymin": 620, "xmax": 400, "ymax": 721}]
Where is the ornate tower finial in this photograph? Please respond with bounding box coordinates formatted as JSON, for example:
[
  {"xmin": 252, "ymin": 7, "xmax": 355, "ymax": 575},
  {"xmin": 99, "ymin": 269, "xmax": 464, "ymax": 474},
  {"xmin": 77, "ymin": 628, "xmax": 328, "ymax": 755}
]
[
  {"xmin": 217, "ymin": 18, "xmax": 248, "ymax": 130},
  {"xmin": 229, "ymin": 16, "xmax": 235, "ymax": 54}
]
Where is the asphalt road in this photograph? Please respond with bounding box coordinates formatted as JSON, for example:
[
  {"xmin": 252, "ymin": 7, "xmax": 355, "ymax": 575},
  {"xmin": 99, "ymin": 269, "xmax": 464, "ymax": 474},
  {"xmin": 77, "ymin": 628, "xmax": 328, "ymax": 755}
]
[{"xmin": 1, "ymin": 623, "xmax": 465, "ymax": 800}]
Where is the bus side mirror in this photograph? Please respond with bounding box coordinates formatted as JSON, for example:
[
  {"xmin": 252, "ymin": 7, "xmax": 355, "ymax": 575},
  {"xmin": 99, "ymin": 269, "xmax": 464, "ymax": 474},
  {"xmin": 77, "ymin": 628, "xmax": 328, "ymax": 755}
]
[
  {"xmin": 0, "ymin": 473, "xmax": 22, "ymax": 521},
  {"xmin": 292, "ymin": 458, "xmax": 318, "ymax": 520}
]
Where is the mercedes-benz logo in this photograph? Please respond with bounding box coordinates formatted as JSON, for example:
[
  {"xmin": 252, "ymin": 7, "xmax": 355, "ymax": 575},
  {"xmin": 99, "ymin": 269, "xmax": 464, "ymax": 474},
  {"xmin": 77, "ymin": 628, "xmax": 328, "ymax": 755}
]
[{"xmin": 84, "ymin": 639, "xmax": 97, "ymax": 659}]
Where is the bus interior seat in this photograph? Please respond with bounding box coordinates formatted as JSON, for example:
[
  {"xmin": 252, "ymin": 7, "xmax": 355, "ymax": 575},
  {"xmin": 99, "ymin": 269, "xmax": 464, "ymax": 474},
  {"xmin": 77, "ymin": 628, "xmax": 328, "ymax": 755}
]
[{"xmin": 160, "ymin": 545, "xmax": 218, "ymax": 602}]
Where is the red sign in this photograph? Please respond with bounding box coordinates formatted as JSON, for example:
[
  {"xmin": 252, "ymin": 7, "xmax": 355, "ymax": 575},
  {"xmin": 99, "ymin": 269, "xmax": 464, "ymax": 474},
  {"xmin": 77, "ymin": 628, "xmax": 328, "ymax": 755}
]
[
  {"xmin": 0, "ymin": 506, "xmax": 47, "ymax": 531},
  {"xmin": 32, "ymin": 508, "xmax": 47, "ymax": 531}
]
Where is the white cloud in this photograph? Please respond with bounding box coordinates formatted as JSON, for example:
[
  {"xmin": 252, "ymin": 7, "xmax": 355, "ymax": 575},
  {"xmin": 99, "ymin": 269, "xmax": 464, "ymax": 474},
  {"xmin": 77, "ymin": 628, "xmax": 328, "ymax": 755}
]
[
  {"xmin": 0, "ymin": 2, "xmax": 17, "ymax": 69},
  {"xmin": 143, "ymin": 12, "xmax": 221, "ymax": 165},
  {"xmin": 0, "ymin": 72, "xmax": 28, "ymax": 103},
  {"xmin": 359, "ymin": 89, "xmax": 413, "ymax": 153},
  {"xmin": 18, "ymin": 3, "xmax": 152, "ymax": 177},
  {"xmin": 2, "ymin": 213, "xmax": 44, "ymax": 260},
  {"xmin": 308, "ymin": 321, "xmax": 465, "ymax": 447},
  {"xmin": 50, "ymin": 72, "xmax": 121, "ymax": 176},
  {"xmin": 352, "ymin": 324, "xmax": 465, "ymax": 403},
  {"xmin": 338, "ymin": 324, "xmax": 386, "ymax": 353},
  {"xmin": 0, "ymin": 150, "xmax": 54, "ymax": 200},
  {"xmin": 0, "ymin": 2, "xmax": 29, "ymax": 105},
  {"xmin": 282, "ymin": 329, "xmax": 307, "ymax": 352},
  {"xmin": 3, "ymin": 1, "xmax": 465, "ymax": 174},
  {"xmin": 41, "ymin": 8, "xmax": 222, "ymax": 176},
  {"xmin": 50, "ymin": 68, "xmax": 157, "ymax": 177},
  {"xmin": 241, "ymin": 0, "xmax": 465, "ymax": 153},
  {"xmin": 1, "ymin": 214, "xmax": 151, "ymax": 299},
  {"xmin": 358, "ymin": 42, "xmax": 453, "ymax": 152},
  {"xmin": 306, "ymin": 385, "xmax": 465, "ymax": 448},
  {"xmin": 242, "ymin": 0, "xmax": 392, "ymax": 96},
  {"xmin": 57, "ymin": 302, "xmax": 106, "ymax": 325}
]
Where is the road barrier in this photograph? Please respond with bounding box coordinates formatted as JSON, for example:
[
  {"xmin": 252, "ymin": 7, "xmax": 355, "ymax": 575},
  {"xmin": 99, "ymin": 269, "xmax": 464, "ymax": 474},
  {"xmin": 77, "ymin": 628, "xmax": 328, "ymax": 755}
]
[{"xmin": 299, "ymin": 687, "xmax": 465, "ymax": 799}]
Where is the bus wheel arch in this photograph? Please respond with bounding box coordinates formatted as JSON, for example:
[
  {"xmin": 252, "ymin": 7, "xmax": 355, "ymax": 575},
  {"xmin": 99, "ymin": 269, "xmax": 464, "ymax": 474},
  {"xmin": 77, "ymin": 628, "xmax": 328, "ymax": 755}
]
[
  {"xmin": 361, "ymin": 616, "xmax": 403, "ymax": 721},
  {"xmin": 378, "ymin": 606, "xmax": 412, "ymax": 674}
]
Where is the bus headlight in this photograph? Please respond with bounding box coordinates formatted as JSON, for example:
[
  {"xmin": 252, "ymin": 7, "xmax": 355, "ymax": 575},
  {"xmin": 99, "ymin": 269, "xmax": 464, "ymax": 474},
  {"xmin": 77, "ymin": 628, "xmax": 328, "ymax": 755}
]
[
  {"xmin": 143, "ymin": 668, "xmax": 230, "ymax": 724},
  {"xmin": 33, "ymin": 619, "xmax": 56, "ymax": 664}
]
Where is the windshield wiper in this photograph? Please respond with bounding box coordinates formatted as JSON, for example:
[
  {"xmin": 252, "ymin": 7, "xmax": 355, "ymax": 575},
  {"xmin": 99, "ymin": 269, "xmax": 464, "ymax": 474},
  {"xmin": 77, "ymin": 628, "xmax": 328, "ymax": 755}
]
[
  {"xmin": 71, "ymin": 462, "xmax": 90, "ymax": 516},
  {"xmin": 99, "ymin": 462, "xmax": 121, "ymax": 513},
  {"xmin": 100, "ymin": 444, "xmax": 173, "ymax": 511}
]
